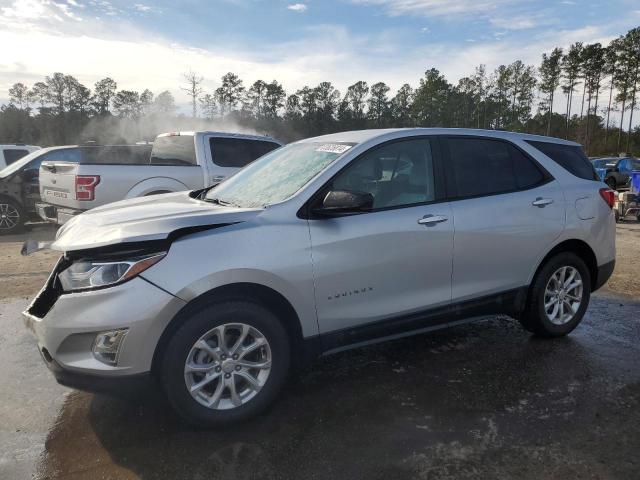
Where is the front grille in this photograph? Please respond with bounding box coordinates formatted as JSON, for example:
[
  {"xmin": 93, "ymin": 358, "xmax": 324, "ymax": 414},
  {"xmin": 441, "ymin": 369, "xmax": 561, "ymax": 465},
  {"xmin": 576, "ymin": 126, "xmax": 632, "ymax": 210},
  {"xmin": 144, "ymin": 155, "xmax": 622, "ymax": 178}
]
[{"xmin": 27, "ymin": 256, "xmax": 69, "ymax": 319}]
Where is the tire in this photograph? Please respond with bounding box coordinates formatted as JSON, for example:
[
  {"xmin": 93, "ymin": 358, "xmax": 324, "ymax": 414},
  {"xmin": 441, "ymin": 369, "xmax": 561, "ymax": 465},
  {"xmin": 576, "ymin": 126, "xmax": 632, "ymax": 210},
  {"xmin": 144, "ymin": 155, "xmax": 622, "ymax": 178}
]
[
  {"xmin": 0, "ymin": 199, "xmax": 25, "ymax": 235},
  {"xmin": 605, "ymin": 177, "xmax": 616, "ymax": 190},
  {"xmin": 161, "ymin": 300, "xmax": 290, "ymax": 427},
  {"xmin": 519, "ymin": 252, "xmax": 591, "ymax": 337}
]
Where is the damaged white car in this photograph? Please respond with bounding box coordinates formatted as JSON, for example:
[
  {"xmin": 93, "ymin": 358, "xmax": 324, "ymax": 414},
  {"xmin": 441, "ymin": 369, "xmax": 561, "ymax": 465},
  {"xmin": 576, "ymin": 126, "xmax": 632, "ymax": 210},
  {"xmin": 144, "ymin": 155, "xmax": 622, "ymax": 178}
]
[{"xmin": 23, "ymin": 128, "xmax": 616, "ymax": 426}]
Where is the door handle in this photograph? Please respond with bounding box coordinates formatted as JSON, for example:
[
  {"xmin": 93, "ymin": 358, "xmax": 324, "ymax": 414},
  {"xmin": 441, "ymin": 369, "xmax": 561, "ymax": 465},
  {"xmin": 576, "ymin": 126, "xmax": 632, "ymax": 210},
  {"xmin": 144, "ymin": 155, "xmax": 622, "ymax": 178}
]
[
  {"xmin": 418, "ymin": 214, "xmax": 448, "ymax": 226},
  {"xmin": 532, "ymin": 197, "xmax": 553, "ymax": 207}
]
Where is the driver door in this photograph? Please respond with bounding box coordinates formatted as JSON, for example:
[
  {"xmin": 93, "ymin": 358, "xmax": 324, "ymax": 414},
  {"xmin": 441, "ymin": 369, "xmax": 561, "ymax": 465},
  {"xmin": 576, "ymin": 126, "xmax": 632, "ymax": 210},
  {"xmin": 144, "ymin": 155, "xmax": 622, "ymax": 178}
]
[{"xmin": 307, "ymin": 137, "xmax": 453, "ymax": 336}]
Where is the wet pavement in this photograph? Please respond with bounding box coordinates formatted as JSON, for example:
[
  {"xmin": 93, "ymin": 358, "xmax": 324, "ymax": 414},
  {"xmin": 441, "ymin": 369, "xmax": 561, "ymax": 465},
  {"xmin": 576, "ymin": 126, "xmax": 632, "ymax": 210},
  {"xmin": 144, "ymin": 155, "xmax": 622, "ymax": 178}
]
[{"xmin": 1, "ymin": 290, "xmax": 639, "ymax": 479}]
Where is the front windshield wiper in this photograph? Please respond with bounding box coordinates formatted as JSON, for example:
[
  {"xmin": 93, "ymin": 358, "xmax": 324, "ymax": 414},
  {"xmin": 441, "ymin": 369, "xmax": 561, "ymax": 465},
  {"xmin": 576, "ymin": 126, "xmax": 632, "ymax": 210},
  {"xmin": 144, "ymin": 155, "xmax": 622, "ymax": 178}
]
[{"xmin": 204, "ymin": 196, "xmax": 236, "ymax": 207}]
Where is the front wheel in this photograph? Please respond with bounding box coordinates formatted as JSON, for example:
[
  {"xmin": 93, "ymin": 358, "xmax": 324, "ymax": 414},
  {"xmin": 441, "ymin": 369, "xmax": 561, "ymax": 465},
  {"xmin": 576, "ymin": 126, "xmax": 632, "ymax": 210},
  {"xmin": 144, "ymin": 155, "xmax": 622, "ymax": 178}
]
[
  {"xmin": 519, "ymin": 252, "xmax": 591, "ymax": 337},
  {"xmin": 161, "ymin": 300, "xmax": 290, "ymax": 427}
]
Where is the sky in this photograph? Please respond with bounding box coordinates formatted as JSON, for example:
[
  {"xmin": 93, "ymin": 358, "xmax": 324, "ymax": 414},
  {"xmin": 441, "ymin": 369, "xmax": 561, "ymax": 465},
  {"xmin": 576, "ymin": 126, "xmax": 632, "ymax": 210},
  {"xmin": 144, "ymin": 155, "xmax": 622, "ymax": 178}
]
[{"xmin": 0, "ymin": 0, "xmax": 639, "ymax": 110}]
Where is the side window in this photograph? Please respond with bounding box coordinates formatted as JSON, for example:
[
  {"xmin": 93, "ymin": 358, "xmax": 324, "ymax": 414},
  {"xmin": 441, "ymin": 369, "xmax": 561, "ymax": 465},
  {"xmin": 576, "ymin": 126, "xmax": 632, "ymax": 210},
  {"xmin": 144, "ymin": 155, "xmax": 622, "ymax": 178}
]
[
  {"xmin": 249, "ymin": 141, "xmax": 280, "ymax": 160},
  {"xmin": 510, "ymin": 144, "xmax": 546, "ymax": 189},
  {"xmin": 330, "ymin": 138, "xmax": 435, "ymax": 210},
  {"xmin": 210, "ymin": 138, "xmax": 253, "ymax": 168},
  {"xmin": 619, "ymin": 159, "xmax": 630, "ymax": 172},
  {"xmin": 210, "ymin": 138, "xmax": 279, "ymax": 168},
  {"xmin": 3, "ymin": 149, "xmax": 29, "ymax": 165},
  {"xmin": 443, "ymin": 138, "xmax": 545, "ymax": 198},
  {"xmin": 526, "ymin": 140, "xmax": 597, "ymax": 181}
]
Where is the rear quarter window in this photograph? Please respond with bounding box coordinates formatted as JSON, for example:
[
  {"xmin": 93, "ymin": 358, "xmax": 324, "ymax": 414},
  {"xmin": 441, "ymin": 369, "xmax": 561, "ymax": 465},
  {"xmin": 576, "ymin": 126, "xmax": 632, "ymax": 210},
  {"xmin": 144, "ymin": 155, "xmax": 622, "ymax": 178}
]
[
  {"xmin": 526, "ymin": 141, "xmax": 598, "ymax": 181},
  {"xmin": 210, "ymin": 138, "xmax": 280, "ymax": 168}
]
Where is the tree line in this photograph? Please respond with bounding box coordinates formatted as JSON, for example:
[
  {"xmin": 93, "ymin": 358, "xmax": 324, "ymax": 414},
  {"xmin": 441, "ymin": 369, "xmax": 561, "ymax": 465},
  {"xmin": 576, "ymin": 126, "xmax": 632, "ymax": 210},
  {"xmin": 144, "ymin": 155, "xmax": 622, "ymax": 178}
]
[{"xmin": 1, "ymin": 26, "xmax": 639, "ymax": 156}]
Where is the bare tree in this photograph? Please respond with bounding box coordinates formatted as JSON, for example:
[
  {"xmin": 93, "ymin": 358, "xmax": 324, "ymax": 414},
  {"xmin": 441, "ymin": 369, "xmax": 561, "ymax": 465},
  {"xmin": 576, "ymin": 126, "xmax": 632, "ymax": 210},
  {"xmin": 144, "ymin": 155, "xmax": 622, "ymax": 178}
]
[
  {"xmin": 181, "ymin": 70, "xmax": 204, "ymax": 118},
  {"xmin": 8, "ymin": 83, "xmax": 30, "ymax": 110}
]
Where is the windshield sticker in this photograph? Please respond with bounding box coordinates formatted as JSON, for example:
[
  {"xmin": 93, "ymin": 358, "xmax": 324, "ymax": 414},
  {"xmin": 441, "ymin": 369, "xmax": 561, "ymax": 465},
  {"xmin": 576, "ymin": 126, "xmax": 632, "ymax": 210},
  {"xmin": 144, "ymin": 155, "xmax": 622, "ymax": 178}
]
[{"xmin": 315, "ymin": 144, "xmax": 352, "ymax": 154}]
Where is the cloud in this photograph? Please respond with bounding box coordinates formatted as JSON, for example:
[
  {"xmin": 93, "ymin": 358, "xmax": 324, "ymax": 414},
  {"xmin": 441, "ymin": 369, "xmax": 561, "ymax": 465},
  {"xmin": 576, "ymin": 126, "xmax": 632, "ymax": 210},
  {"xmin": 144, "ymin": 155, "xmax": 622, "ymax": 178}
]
[
  {"xmin": 490, "ymin": 15, "xmax": 540, "ymax": 30},
  {"xmin": 349, "ymin": 0, "xmax": 513, "ymax": 17},
  {"xmin": 0, "ymin": 0, "xmax": 83, "ymax": 26},
  {"xmin": 0, "ymin": 0, "xmax": 632, "ymax": 116},
  {"xmin": 133, "ymin": 3, "xmax": 152, "ymax": 13},
  {"xmin": 287, "ymin": 3, "xmax": 308, "ymax": 12}
]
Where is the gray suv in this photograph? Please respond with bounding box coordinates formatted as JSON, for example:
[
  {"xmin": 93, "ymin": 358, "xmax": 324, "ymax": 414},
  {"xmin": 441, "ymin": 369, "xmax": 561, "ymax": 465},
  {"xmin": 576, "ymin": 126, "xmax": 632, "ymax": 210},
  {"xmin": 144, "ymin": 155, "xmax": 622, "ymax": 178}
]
[{"xmin": 23, "ymin": 128, "xmax": 616, "ymax": 426}]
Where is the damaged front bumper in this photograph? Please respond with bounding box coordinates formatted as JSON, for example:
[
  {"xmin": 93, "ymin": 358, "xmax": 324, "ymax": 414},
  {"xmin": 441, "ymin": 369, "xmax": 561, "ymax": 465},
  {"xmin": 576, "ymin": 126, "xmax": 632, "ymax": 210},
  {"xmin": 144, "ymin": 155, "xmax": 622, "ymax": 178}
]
[{"xmin": 23, "ymin": 259, "xmax": 186, "ymax": 391}]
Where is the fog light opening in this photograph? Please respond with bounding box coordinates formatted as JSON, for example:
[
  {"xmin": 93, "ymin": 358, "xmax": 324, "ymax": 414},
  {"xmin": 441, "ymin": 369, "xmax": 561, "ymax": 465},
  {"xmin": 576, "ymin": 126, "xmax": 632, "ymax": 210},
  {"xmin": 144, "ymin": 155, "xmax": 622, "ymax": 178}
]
[{"xmin": 92, "ymin": 329, "xmax": 128, "ymax": 366}]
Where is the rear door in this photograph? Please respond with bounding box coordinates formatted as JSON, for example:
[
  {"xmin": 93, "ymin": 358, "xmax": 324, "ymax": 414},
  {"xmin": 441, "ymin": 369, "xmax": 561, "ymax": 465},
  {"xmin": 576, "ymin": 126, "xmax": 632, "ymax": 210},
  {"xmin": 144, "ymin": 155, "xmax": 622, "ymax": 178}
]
[{"xmin": 440, "ymin": 136, "xmax": 565, "ymax": 302}]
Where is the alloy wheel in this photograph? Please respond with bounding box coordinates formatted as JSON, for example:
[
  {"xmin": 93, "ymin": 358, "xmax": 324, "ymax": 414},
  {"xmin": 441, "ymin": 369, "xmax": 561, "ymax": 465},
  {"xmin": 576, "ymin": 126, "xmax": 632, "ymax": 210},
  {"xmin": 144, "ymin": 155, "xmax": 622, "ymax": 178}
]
[
  {"xmin": 0, "ymin": 203, "xmax": 20, "ymax": 231},
  {"xmin": 543, "ymin": 266, "xmax": 583, "ymax": 325},
  {"xmin": 184, "ymin": 323, "xmax": 272, "ymax": 410}
]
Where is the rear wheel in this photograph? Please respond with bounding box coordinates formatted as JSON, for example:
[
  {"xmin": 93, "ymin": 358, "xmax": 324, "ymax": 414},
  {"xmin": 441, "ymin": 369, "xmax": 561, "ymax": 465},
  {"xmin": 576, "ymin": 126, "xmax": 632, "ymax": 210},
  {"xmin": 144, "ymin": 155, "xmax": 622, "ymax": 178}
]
[
  {"xmin": 0, "ymin": 199, "xmax": 24, "ymax": 235},
  {"xmin": 161, "ymin": 300, "xmax": 290, "ymax": 427},
  {"xmin": 519, "ymin": 252, "xmax": 591, "ymax": 337}
]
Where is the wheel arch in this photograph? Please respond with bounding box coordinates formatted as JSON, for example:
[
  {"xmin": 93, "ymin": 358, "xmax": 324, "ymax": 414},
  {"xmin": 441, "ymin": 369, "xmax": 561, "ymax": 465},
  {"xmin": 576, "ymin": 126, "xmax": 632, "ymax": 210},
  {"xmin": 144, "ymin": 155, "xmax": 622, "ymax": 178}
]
[
  {"xmin": 0, "ymin": 193, "xmax": 23, "ymax": 208},
  {"xmin": 151, "ymin": 282, "xmax": 307, "ymax": 376},
  {"xmin": 530, "ymin": 239, "xmax": 598, "ymax": 293},
  {"xmin": 125, "ymin": 177, "xmax": 188, "ymax": 199}
]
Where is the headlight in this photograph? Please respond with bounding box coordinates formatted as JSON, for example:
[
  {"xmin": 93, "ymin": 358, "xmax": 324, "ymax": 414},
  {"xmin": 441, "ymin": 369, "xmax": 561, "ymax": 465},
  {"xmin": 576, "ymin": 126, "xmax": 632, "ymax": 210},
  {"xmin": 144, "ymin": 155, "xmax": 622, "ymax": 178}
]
[{"xmin": 58, "ymin": 252, "xmax": 166, "ymax": 292}]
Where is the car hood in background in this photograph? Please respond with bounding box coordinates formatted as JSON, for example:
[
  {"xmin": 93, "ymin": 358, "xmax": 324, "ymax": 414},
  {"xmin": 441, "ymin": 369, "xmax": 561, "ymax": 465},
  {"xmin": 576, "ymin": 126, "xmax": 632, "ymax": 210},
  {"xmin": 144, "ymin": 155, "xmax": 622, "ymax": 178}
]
[{"xmin": 51, "ymin": 191, "xmax": 262, "ymax": 252}]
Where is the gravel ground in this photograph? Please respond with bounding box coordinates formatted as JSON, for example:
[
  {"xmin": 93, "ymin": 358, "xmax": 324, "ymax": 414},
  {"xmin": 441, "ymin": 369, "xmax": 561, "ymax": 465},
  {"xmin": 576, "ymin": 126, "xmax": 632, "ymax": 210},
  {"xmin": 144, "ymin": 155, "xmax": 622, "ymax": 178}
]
[{"xmin": 0, "ymin": 224, "xmax": 58, "ymax": 301}]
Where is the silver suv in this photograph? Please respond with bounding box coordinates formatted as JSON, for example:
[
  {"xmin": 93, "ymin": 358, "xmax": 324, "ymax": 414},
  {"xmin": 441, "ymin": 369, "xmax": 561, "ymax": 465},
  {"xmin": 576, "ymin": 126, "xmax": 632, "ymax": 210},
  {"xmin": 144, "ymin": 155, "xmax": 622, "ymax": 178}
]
[{"xmin": 24, "ymin": 128, "xmax": 616, "ymax": 426}]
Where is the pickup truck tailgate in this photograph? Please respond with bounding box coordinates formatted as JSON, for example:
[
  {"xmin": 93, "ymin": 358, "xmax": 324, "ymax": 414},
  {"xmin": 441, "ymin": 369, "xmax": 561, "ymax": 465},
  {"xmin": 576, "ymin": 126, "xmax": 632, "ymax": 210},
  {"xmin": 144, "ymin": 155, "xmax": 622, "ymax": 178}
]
[{"xmin": 39, "ymin": 161, "xmax": 81, "ymax": 209}]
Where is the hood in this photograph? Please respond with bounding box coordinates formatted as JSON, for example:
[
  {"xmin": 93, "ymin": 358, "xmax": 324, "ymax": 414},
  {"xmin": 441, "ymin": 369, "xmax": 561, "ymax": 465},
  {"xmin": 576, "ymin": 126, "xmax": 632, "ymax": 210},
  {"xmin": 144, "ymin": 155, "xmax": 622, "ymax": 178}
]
[{"xmin": 52, "ymin": 191, "xmax": 262, "ymax": 252}]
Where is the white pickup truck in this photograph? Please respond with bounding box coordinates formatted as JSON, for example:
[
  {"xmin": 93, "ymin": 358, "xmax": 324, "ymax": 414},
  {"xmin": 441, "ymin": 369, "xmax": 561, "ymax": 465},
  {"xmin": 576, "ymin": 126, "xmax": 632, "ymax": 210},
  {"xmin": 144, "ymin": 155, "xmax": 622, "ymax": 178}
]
[{"xmin": 37, "ymin": 131, "xmax": 282, "ymax": 224}]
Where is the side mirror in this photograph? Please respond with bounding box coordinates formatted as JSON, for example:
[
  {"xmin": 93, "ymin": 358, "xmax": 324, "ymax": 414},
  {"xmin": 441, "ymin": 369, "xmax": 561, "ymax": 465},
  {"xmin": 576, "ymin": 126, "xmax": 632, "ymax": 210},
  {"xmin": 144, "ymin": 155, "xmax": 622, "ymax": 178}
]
[{"xmin": 313, "ymin": 190, "xmax": 374, "ymax": 216}]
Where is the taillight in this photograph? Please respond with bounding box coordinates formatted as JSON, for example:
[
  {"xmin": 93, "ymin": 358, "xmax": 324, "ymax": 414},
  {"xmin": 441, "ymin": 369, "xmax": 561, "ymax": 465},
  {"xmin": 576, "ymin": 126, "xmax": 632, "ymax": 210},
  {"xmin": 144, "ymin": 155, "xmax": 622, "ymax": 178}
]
[
  {"xmin": 599, "ymin": 188, "xmax": 615, "ymax": 209},
  {"xmin": 75, "ymin": 175, "xmax": 100, "ymax": 201}
]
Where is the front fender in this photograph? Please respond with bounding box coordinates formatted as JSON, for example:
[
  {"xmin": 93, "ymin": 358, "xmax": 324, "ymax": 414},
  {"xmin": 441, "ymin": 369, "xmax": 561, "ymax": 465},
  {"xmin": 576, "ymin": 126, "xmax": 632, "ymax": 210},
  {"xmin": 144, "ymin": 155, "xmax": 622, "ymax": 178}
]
[{"xmin": 164, "ymin": 268, "xmax": 317, "ymax": 338}]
